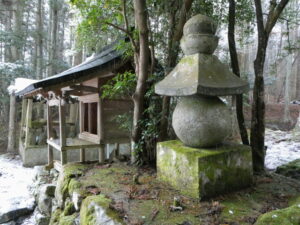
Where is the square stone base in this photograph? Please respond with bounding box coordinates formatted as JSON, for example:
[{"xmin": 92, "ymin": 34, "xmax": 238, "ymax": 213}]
[{"xmin": 157, "ymin": 140, "xmax": 253, "ymax": 199}]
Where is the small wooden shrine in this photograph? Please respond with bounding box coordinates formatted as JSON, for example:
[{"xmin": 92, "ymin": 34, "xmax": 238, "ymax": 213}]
[{"xmin": 17, "ymin": 40, "xmax": 133, "ymax": 171}]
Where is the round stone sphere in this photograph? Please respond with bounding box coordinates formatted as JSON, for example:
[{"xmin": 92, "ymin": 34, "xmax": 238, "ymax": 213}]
[
  {"xmin": 180, "ymin": 34, "xmax": 219, "ymax": 55},
  {"xmin": 183, "ymin": 14, "xmax": 217, "ymax": 36},
  {"xmin": 172, "ymin": 95, "xmax": 231, "ymax": 148}
]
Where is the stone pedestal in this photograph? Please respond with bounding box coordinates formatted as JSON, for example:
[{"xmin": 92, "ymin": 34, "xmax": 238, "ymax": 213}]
[{"xmin": 157, "ymin": 140, "xmax": 253, "ymax": 199}]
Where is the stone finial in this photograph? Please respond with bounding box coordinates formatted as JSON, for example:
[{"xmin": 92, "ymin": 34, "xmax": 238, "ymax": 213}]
[
  {"xmin": 155, "ymin": 14, "xmax": 249, "ymax": 97},
  {"xmin": 180, "ymin": 15, "xmax": 218, "ymax": 55}
]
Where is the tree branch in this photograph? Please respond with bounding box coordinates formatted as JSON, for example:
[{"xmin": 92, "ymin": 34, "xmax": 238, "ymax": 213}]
[{"xmin": 266, "ymin": 0, "xmax": 290, "ymax": 34}]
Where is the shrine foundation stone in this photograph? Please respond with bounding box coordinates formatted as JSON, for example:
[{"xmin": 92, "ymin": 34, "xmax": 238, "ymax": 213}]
[{"xmin": 157, "ymin": 140, "xmax": 253, "ymax": 199}]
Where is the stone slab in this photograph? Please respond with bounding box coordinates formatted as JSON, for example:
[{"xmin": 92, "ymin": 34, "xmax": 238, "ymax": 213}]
[{"xmin": 157, "ymin": 140, "xmax": 253, "ymax": 199}]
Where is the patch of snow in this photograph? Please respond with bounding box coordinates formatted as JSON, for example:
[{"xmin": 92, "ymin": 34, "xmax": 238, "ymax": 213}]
[
  {"xmin": 0, "ymin": 154, "xmax": 35, "ymax": 223},
  {"xmin": 7, "ymin": 78, "xmax": 37, "ymax": 94},
  {"xmin": 265, "ymin": 129, "xmax": 300, "ymax": 170}
]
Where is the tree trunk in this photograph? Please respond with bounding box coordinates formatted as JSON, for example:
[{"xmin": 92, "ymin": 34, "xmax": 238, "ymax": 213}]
[
  {"xmin": 131, "ymin": 0, "xmax": 150, "ymax": 163},
  {"xmin": 36, "ymin": 0, "xmax": 43, "ymax": 79},
  {"xmin": 160, "ymin": 0, "xmax": 193, "ymax": 141},
  {"xmin": 228, "ymin": 0, "xmax": 249, "ymax": 145},
  {"xmin": 7, "ymin": 92, "xmax": 16, "ymax": 153},
  {"xmin": 251, "ymin": 0, "xmax": 289, "ymax": 173},
  {"xmin": 48, "ymin": 0, "xmax": 58, "ymax": 77}
]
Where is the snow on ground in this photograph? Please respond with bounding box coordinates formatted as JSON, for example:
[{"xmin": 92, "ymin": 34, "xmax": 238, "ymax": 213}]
[
  {"xmin": 265, "ymin": 129, "xmax": 300, "ymax": 170},
  {"xmin": 0, "ymin": 154, "xmax": 35, "ymax": 223}
]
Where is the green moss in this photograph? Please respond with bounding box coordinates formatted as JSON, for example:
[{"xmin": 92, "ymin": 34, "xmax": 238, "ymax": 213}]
[
  {"xmin": 80, "ymin": 195, "xmax": 123, "ymax": 225},
  {"xmin": 157, "ymin": 141, "xmax": 252, "ymax": 199},
  {"xmin": 57, "ymin": 163, "xmax": 91, "ymax": 204},
  {"xmin": 63, "ymin": 201, "xmax": 76, "ymax": 216},
  {"xmin": 58, "ymin": 214, "xmax": 78, "ymax": 225},
  {"xmin": 255, "ymin": 204, "xmax": 300, "ymax": 225},
  {"xmin": 276, "ymin": 159, "xmax": 300, "ymax": 180},
  {"xmin": 49, "ymin": 209, "xmax": 62, "ymax": 225}
]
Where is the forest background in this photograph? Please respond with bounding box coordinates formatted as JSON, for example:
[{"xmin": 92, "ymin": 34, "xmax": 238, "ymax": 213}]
[{"xmin": 0, "ymin": 0, "xmax": 299, "ymax": 172}]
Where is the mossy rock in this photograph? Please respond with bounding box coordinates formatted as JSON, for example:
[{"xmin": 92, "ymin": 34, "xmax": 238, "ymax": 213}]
[
  {"xmin": 55, "ymin": 163, "xmax": 90, "ymax": 207},
  {"xmin": 49, "ymin": 209, "xmax": 62, "ymax": 225},
  {"xmin": 63, "ymin": 201, "xmax": 76, "ymax": 216},
  {"xmin": 58, "ymin": 213, "xmax": 78, "ymax": 225},
  {"xmin": 276, "ymin": 159, "xmax": 300, "ymax": 180},
  {"xmin": 80, "ymin": 195, "xmax": 123, "ymax": 225},
  {"xmin": 157, "ymin": 140, "xmax": 253, "ymax": 199},
  {"xmin": 255, "ymin": 204, "xmax": 300, "ymax": 225}
]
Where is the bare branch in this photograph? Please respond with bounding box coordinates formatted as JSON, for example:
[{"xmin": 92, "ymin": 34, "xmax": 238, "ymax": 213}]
[{"xmin": 266, "ymin": 0, "xmax": 290, "ymax": 34}]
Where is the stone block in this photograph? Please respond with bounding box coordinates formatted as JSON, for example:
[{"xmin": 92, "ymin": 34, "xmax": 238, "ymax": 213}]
[{"xmin": 157, "ymin": 140, "xmax": 253, "ymax": 199}]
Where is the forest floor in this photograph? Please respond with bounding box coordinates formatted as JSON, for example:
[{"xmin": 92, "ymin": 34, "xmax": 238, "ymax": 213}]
[
  {"xmin": 0, "ymin": 129, "xmax": 299, "ymax": 225},
  {"xmin": 56, "ymin": 161, "xmax": 300, "ymax": 225}
]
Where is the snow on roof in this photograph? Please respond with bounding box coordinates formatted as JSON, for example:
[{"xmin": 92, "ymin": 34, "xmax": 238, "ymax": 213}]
[{"xmin": 7, "ymin": 78, "xmax": 38, "ymax": 95}]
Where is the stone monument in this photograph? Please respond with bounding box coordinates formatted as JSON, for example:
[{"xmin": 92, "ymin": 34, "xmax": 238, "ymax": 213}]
[{"xmin": 155, "ymin": 14, "xmax": 253, "ymax": 199}]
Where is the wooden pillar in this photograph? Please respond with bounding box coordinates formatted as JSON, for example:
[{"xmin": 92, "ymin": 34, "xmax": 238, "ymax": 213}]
[
  {"xmin": 80, "ymin": 148, "xmax": 85, "ymax": 162},
  {"xmin": 115, "ymin": 143, "xmax": 120, "ymax": 158},
  {"xmin": 24, "ymin": 99, "xmax": 33, "ymax": 148},
  {"xmin": 79, "ymin": 102, "xmax": 84, "ymax": 133},
  {"xmin": 47, "ymin": 103, "xmax": 54, "ymax": 167},
  {"xmin": 7, "ymin": 92, "xmax": 16, "ymax": 153},
  {"xmin": 19, "ymin": 98, "xmax": 27, "ymax": 144},
  {"xmin": 98, "ymin": 80, "xmax": 105, "ymax": 163},
  {"xmin": 59, "ymin": 98, "xmax": 67, "ymax": 165},
  {"xmin": 88, "ymin": 103, "xmax": 92, "ymax": 133}
]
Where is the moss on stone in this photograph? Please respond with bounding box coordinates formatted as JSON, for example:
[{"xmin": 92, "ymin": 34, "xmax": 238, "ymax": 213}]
[
  {"xmin": 58, "ymin": 213, "xmax": 78, "ymax": 225},
  {"xmin": 55, "ymin": 163, "xmax": 91, "ymax": 207},
  {"xmin": 157, "ymin": 140, "xmax": 252, "ymax": 199},
  {"xmin": 63, "ymin": 201, "xmax": 76, "ymax": 216},
  {"xmin": 80, "ymin": 195, "xmax": 123, "ymax": 225},
  {"xmin": 255, "ymin": 204, "xmax": 300, "ymax": 225},
  {"xmin": 276, "ymin": 159, "xmax": 300, "ymax": 180},
  {"xmin": 49, "ymin": 209, "xmax": 62, "ymax": 225}
]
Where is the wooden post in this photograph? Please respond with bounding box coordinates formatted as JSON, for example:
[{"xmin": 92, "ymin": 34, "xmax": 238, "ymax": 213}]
[
  {"xmin": 115, "ymin": 143, "xmax": 120, "ymax": 158},
  {"xmin": 59, "ymin": 98, "xmax": 67, "ymax": 165},
  {"xmin": 88, "ymin": 103, "xmax": 92, "ymax": 133},
  {"xmin": 47, "ymin": 103, "xmax": 54, "ymax": 167},
  {"xmin": 98, "ymin": 80, "xmax": 105, "ymax": 163},
  {"xmin": 19, "ymin": 99, "xmax": 27, "ymax": 145},
  {"xmin": 79, "ymin": 102, "xmax": 84, "ymax": 133},
  {"xmin": 24, "ymin": 99, "xmax": 33, "ymax": 148},
  {"xmin": 7, "ymin": 92, "xmax": 16, "ymax": 153},
  {"xmin": 80, "ymin": 148, "xmax": 85, "ymax": 162}
]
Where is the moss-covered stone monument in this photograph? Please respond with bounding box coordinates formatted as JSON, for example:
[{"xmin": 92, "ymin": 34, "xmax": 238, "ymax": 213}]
[{"xmin": 155, "ymin": 14, "xmax": 253, "ymax": 199}]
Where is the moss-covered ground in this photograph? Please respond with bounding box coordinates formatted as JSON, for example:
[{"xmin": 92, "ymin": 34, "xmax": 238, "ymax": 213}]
[{"xmin": 58, "ymin": 162, "xmax": 300, "ymax": 225}]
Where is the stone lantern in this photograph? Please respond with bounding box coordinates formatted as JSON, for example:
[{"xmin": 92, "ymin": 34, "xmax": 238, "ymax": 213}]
[{"xmin": 155, "ymin": 14, "xmax": 253, "ymax": 199}]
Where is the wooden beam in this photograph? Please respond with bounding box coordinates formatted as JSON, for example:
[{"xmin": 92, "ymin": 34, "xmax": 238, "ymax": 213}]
[
  {"xmin": 24, "ymin": 99, "xmax": 33, "ymax": 148},
  {"xmin": 70, "ymin": 85, "xmax": 99, "ymax": 93},
  {"xmin": 64, "ymin": 90, "xmax": 86, "ymax": 96}
]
